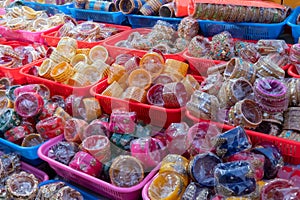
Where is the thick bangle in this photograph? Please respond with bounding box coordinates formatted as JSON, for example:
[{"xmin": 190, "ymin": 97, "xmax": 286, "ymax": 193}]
[
  {"xmin": 165, "ymin": 59, "xmax": 189, "ymax": 77},
  {"xmin": 83, "ymin": 119, "xmax": 109, "ymax": 140},
  {"xmin": 64, "ymin": 118, "xmax": 88, "ymax": 143},
  {"xmin": 119, "ymin": 0, "xmax": 145, "ymax": 14},
  {"xmin": 159, "ymin": 2, "xmax": 175, "ymax": 17},
  {"xmin": 50, "ymin": 62, "xmax": 76, "ymax": 83},
  {"xmin": 147, "ymin": 84, "xmax": 164, "ymax": 107},
  {"xmin": 181, "ymin": 74, "xmax": 200, "ymax": 98},
  {"xmin": 4, "ymin": 125, "xmax": 31, "ymax": 144},
  {"xmin": 228, "ymin": 99, "xmax": 262, "ymax": 129},
  {"xmin": 6, "ymin": 171, "xmax": 39, "ymax": 200},
  {"xmin": 70, "ymin": 54, "xmax": 88, "ymax": 67},
  {"xmin": 255, "ymin": 57, "xmax": 285, "ymax": 79},
  {"xmin": 286, "ymin": 78, "xmax": 300, "ymax": 107},
  {"xmin": 56, "ymin": 37, "xmax": 78, "ymax": 59},
  {"xmin": 261, "ymin": 179, "xmax": 295, "ymax": 200},
  {"xmin": 49, "ymin": 49, "xmax": 70, "ymax": 64},
  {"xmin": 109, "ymin": 110, "xmax": 136, "ymax": 134},
  {"xmin": 254, "ymin": 77, "xmax": 288, "ymax": 113},
  {"xmin": 21, "ymin": 133, "xmax": 44, "ymax": 147},
  {"xmin": 109, "ymin": 155, "xmax": 144, "ymax": 187},
  {"xmin": 79, "ymin": 97, "xmax": 102, "ymax": 122},
  {"xmin": 214, "ymin": 126, "xmax": 251, "ymax": 158},
  {"xmin": 101, "ymin": 81, "xmax": 124, "ymax": 98},
  {"xmin": 283, "ymin": 107, "xmax": 300, "ymax": 132},
  {"xmin": 33, "ymin": 18, "xmax": 49, "ymax": 31},
  {"xmin": 69, "ymin": 151, "xmax": 102, "ymax": 177},
  {"xmin": 0, "ymin": 108, "xmax": 21, "ymax": 134},
  {"xmin": 122, "ymin": 86, "xmax": 147, "ymax": 103},
  {"xmin": 186, "ymin": 90, "xmax": 220, "ymax": 121},
  {"xmin": 189, "ymin": 152, "xmax": 222, "ymax": 187},
  {"xmin": 128, "ymin": 69, "xmax": 152, "ymax": 90},
  {"xmin": 36, "ymin": 116, "xmax": 65, "ymax": 139},
  {"xmin": 214, "ymin": 161, "xmax": 256, "ymax": 196},
  {"xmin": 82, "ymin": 135, "xmax": 110, "ymax": 163},
  {"xmin": 38, "ymin": 58, "xmax": 56, "ymax": 80},
  {"xmin": 48, "ymin": 141, "xmax": 79, "ymax": 165},
  {"xmin": 107, "ymin": 64, "xmax": 125, "ymax": 84},
  {"xmin": 162, "ymin": 82, "xmax": 188, "ymax": 108},
  {"xmin": 140, "ymin": 52, "xmax": 165, "ymax": 80},
  {"xmin": 68, "ymin": 72, "xmax": 89, "ymax": 87},
  {"xmin": 14, "ymin": 92, "xmax": 44, "ymax": 118},
  {"xmin": 89, "ymin": 45, "xmax": 109, "ymax": 63}
]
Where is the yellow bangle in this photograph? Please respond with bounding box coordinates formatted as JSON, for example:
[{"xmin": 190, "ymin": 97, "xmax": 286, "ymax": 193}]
[
  {"xmin": 70, "ymin": 54, "xmax": 88, "ymax": 67},
  {"xmin": 165, "ymin": 59, "xmax": 189, "ymax": 77},
  {"xmin": 50, "ymin": 49, "xmax": 70, "ymax": 63},
  {"xmin": 80, "ymin": 97, "xmax": 102, "ymax": 122},
  {"xmin": 56, "ymin": 37, "xmax": 78, "ymax": 58},
  {"xmin": 22, "ymin": 6, "xmax": 38, "ymax": 20},
  {"xmin": 88, "ymin": 45, "xmax": 109, "ymax": 63},
  {"xmin": 38, "ymin": 58, "xmax": 56, "ymax": 80},
  {"xmin": 181, "ymin": 74, "xmax": 200, "ymax": 97},
  {"xmin": 101, "ymin": 81, "xmax": 124, "ymax": 98},
  {"xmin": 107, "ymin": 63, "xmax": 125, "ymax": 84},
  {"xmin": 122, "ymin": 86, "xmax": 147, "ymax": 103},
  {"xmin": 68, "ymin": 72, "xmax": 90, "ymax": 86},
  {"xmin": 50, "ymin": 61, "xmax": 75, "ymax": 83},
  {"xmin": 128, "ymin": 69, "xmax": 152, "ymax": 90}
]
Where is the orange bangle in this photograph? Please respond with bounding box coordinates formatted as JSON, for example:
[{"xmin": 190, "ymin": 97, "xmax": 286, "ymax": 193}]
[
  {"xmin": 165, "ymin": 59, "xmax": 189, "ymax": 77},
  {"xmin": 68, "ymin": 72, "xmax": 90, "ymax": 86},
  {"xmin": 38, "ymin": 58, "xmax": 56, "ymax": 80},
  {"xmin": 174, "ymin": 0, "xmax": 189, "ymax": 17},
  {"xmin": 50, "ymin": 62, "xmax": 75, "ymax": 83},
  {"xmin": 107, "ymin": 63, "xmax": 125, "ymax": 84},
  {"xmin": 80, "ymin": 97, "xmax": 102, "ymax": 122},
  {"xmin": 140, "ymin": 52, "xmax": 165, "ymax": 79},
  {"xmin": 128, "ymin": 69, "xmax": 152, "ymax": 90}
]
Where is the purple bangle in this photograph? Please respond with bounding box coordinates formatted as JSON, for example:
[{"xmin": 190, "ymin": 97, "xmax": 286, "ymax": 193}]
[{"xmin": 254, "ymin": 78, "xmax": 287, "ymax": 98}]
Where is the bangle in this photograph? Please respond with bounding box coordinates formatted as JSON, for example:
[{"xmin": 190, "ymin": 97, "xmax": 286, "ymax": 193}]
[
  {"xmin": 101, "ymin": 81, "xmax": 124, "ymax": 98},
  {"xmin": 107, "ymin": 64, "xmax": 125, "ymax": 84},
  {"xmin": 163, "ymin": 66, "xmax": 184, "ymax": 82},
  {"xmin": 147, "ymin": 84, "xmax": 164, "ymax": 107},
  {"xmin": 83, "ymin": 119, "xmax": 110, "ymax": 140},
  {"xmin": 200, "ymin": 73, "xmax": 224, "ymax": 96},
  {"xmin": 0, "ymin": 109, "xmax": 21, "ymax": 134},
  {"xmin": 128, "ymin": 68, "xmax": 152, "ymax": 90},
  {"xmin": 49, "ymin": 49, "xmax": 70, "ymax": 63},
  {"xmin": 64, "ymin": 118, "xmax": 88, "ymax": 143},
  {"xmin": 224, "ymin": 58, "xmax": 256, "ymax": 83},
  {"xmin": 109, "ymin": 155, "xmax": 144, "ymax": 187},
  {"xmin": 214, "ymin": 126, "xmax": 251, "ymax": 158},
  {"xmin": 261, "ymin": 179, "xmax": 295, "ymax": 200},
  {"xmin": 6, "ymin": 171, "xmax": 39, "ymax": 200},
  {"xmin": 82, "ymin": 135, "xmax": 110, "ymax": 163},
  {"xmin": 162, "ymin": 82, "xmax": 188, "ymax": 108},
  {"xmin": 109, "ymin": 110, "xmax": 136, "ymax": 134},
  {"xmin": 79, "ymin": 97, "xmax": 102, "ymax": 122},
  {"xmin": 189, "ymin": 152, "xmax": 222, "ymax": 187},
  {"xmin": 70, "ymin": 54, "xmax": 88, "ymax": 67},
  {"xmin": 122, "ymin": 86, "xmax": 147, "ymax": 103},
  {"xmin": 119, "ymin": 0, "xmax": 145, "ymax": 14},
  {"xmin": 159, "ymin": 2, "xmax": 175, "ymax": 17},
  {"xmin": 54, "ymin": 106, "xmax": 72, "ymax": 122},
  {"xmin": 251, "ymin": 142, "xmax": 284, "ymax": 179},
  {"xmin": 15, "ymin": 92, "xmax": 44, "ymax": 118},
  {"xmin": 207, "ymin": 62, "xmax": 227, "ymax": 76},
  {"xmin": 48, "ymin": 141, "xmax": 79, "ymax": 165},
  {"xmin": 56, "ymin": 37, "xmax": 78, "ymax": 58},
  {"xmin": 38, "ymin": 58, "xmax": 56, "ymax": 80},
  {"xmin": 110, "ymin": 133, "xmax": 136, "ymax": 151},
  {"xmin": 278, "ymin": 130, "xmax": 300, "ymax": 142},
  {"xmin": 50, "ymin": 62, "xmax": 76, "ymax": 83},
  {"xmin": 181, "ymin": 74, "xmax": 200, "ymax": 97},
  {"xmin": 286, "ymin": 78, "xmax": 300, "ymax": 107},
  {"xmin": 214, "ymin": 161, "xmax": 256, "ymax": 196},
  {"xmin": 81, "ymin": 66, "xmax": 103, "ymax": 85},
  {"xmin": 255, "ymin": 57, "xmax": 285, "ymax": 79},
  {"xmin": 48, "ymin": 186, "xmax": 83, "ymax": 199},
  {"xmin": 22, "ymin": 6, "xmax": 38, "ymax": 20},
  {"xmin": 89, "ymin": 45, "xmax": 109, "ymax": 63},
  {"xmin": 140, "ymin": 52, "xmax": 165, "ymax": 80},
  {"xmin": 21, "ymin": 133, "xmax": 44, "ymax": 147},
  {"xmin": 4, "ymin": 125, "xmax": 31, "ymax": 144},
  {"xmin": 36, "ymin": 116, "xmax": 65, "ymax": 139},
  {"xmin": 69, "ymin": 151, "xmax": 102, "ymax": 177},
  {"xmin": 228, "ymin": 99, "xmax": 263, "ymax": 129},
  {"xmin": 33, "ymin": 18, "xmax": 49, "ymax": 31},
  {"xmin": 148, "ymin": 172, "xmax": 185, "ymax": 200},
  {"xmin": 283, "ymin": 107, "xmax": 300, "ymax": 132},
  {"xmin": 186, "ymin": 90, "xmax": 220, "ymax": 121},
  {"xmin": 6, "ymin": 17, "xmax": 25, "ymax": 30},
  {"xmin": 254, "ymin": 77, "xmax": 288, "ymax": 113},
  {"xmin": 165, "ymin": 59, "xmax": 189, "ymax": 77},
  {"xmin": 68, "ymin": 72, "xmax": 89, "ymax": 87}
]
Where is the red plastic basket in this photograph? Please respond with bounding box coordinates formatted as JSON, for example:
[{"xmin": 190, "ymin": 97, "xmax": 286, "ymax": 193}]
[
  {"xmin": 288, "ymin": 64, "xmax": 300, "ymax": 78},
  {"xmin": 41, "ymin": 22, "xmax": 132, "ymax": 48},
  {"xmin": 186, "ymin": 110, "xmax": 300, "ymax": 165},
  {"xmin": 0, "ymin": 25, "xmax": 60, "ymax": 44},
  {"xmin": 21, "ymin": 161, "xmax": 49, "ymax": 182},
  {"xmin": 38, "ymin": 135, "xmax": 159, "ymax": 200},
  {"xmin": 102, "ymin": 28, "xmax": 185, "ymax": 61},
  {"xmin": 20, "ymin": 59, "xmax": 102, "ymax": 98},
  {"xmin": 0, "ymin": 41, "xmax": 46, "ymax": 84},
  {"xmin": 90, "ymin": 79, "xmax": 187, "ymax": 129}
]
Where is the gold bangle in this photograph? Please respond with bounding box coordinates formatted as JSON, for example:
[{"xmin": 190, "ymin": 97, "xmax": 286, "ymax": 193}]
[
  {"xmin": 38, "ymin": 58, "xmax": 56, "ymax": 80},
  {"xmin": 88, "ymin": 45, "xmax": 109, "ymax": 63},
  {"xmin": 163, "ymin": 65, "xmax": 184, "ymax": 82},
  {"xmin": 181, "ymin": 74, "xmax": 200, "ymax": 97},
  {"xmin": 50, "ymin": 61, "xmax": 75, "ymax": 83},
  {"xmin": 101, "ymin": 81, "xmax": 124, "ymax": 98},
  {"xmin": 56, "ymin": 37, "xmax": 78, "ymax": 58},
  {"xmin": 73, "ymin": 62, "xmax": 86, "ymax": 73},
  {"xmin": 6, "ymin": 18, "xmax": 24, "ymax": 30},
  {"xmin": 70, "ymin": 54, "xmax": 88, "ymax": 67},
  {"xmin": 22, "ymin": 6, "xmax": 38, "ymax": 20},
  {"xmin": 81, "ymin": 66, "xmax": 103, "ymax": 85},
  {"xmin": 121, "ymin": 86, "xmax": 147, "ymax": 103},
  {"xmin": 165, "ymin": 59, "xmax": 189, "ymax": 77},
  {"xmin": 80, "ymin": 97, "xmax": 102, "ymax": 122},
  {"xmin": 107, "ymin": 63, "xmax": 125, "ymax": 84},
  {"xmin": 50, "ymin": 49, "xmax": 70, "ymax": 63},
  {"xmin": 68, "ymin": 72, "xmax": 90, "ymax": 86},
  {"xmin": 128, "ymin": 69, "xmax": 152, "ymax": 90}
]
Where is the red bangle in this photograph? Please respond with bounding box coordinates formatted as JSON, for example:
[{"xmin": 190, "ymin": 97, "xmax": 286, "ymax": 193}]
[
  {"xmin": 37, "ymin": 102, "xmax": 59, "ymax": 121},
  {"xmin": 65, "ymin": 95, "xmax": 84, "ymax": 117},
  {"xmin": 13, "ymin": 84, "xmax": 40, "ymax": 97},
  {"xmin": 109, "ymin": 110, "xmax": 136, "ymax": 134},
  {"xmin": 4, "ymin": 125, "xmax": 31, "ymax": 144},
  {"xmin": 15, "ymin": 92, "xmax": 44, "ymax": 118},
  {"xmin": 82, "ymin": 135, "xmax": 110, "ymax": 163},
  {"xmin": 64, "ymin": 118, "xmax": 88, "ymax": 143},
  {"xmin": 69, "ymin": 151, "xmax": 102, "ymax": 177},
  {"xmin": 36, "ymin": 116, "xmax": 65, "ymax": 139}
]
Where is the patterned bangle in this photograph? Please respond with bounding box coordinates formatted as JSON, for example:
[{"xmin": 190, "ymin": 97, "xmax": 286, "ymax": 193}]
[{"xmin": 50, "ymin": 62, "xmax": 76, "ymax": 83}]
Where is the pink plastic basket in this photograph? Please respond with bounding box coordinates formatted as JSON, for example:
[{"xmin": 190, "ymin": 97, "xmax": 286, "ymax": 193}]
[
  {"xmin": 21, "ymin": 161, "xmax": 49, "ymax": 182},
  {"xmin": 41, "ymin": 22, "xmax": 132, "ymax": 48},
  {"xmin": 0, "ymin": 25, "xmax": 60, "ymax": 44},
  {"xmin": 103, "ymin": 28, "xmax": 185, "ymax": 61},
  {"xmin": 20, "ymin": 59, "xmax": 103, "ymax": 98},
  {"xmin": 185, "ymin": 110, "xmax": 300, "ymax": 165},
  {"xmin": 38, "ymin": 135, "xmax": 159, "ymax": 200}
]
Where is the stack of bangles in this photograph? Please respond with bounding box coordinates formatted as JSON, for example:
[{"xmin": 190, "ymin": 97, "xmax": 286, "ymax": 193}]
[
  {"xmin": 254, "ymin": 77, "xmax": 289, "ymax": 113},
  {"xmin": 38, "ymin": 37, "xmax": 110, "ymax": 86}
]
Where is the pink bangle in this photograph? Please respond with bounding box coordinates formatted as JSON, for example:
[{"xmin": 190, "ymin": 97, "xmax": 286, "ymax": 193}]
[
  {"xmin": 82, "ymin": 135, "xmax": 111, "ymax": 163},
  {"xmin": 36, "ymin": 116, "xmax": 65, "ymax": 139},
  {"xmin": 15, "ymin": 92, "xmax": 44, "ymax": 118},
  {"xmin": 13, "ymin": 84, "xmax": 40, "ymax": 97},
  {"xmin": 64, "ymin": 118, "xmax": 88, "ymax": 143},
  {"xmin": 69, "ymin": 151, "xmax": 102, "ymax": 177}
]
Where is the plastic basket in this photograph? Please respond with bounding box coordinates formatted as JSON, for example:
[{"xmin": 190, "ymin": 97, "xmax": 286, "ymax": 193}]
[
  {"xmin": 20, "ymin": 59, "xmax": 102, "ymax": 98},
  {"xmin": 38, "ymin": 135, "xmax": 159, "ymax": 200},
  {"xmin": 185, "ymin": 110, "xmax": 300, "ymax": 165},
  {"xmin": 0, "ymin": 137, "xmax": 42, "ymax": 164},
  {"xmin": 21, "ymin": 161, "xmax": 49, "ymax": 182},
  {"xmin": 287, "ymin": 7, "xmax": 300, "ymax": 43},
  {"xmin": 41, "ymin": 22, "xmax": 131, "ymax": 48},
  {"xmin": 68, "ymin": 6, "xmax": 127, "ymax": 25},
  {"xmin": 103, "ymin": 28, "xmax": 185, "ymax": 61},
  {"xmin": 198, "ymin": 14, "xmax": 291, "ymax": 40},
  {"xmin": 39, "ymin": 180, "xmax": 102, "ymax": 200},
  {"xmin": 0, "ymin": 24, "xmax": 61, "ymax": 44},
  {"xmin": 127, "ymin": 14, "xmax": 182, "ymax": 29},
  {"xmin": 22, "ymin": 1, "xmax": 74, "ymax": 15},
  {"xmin": 90, "ymin": 79, "xmax": 187, "ymax": 129}
]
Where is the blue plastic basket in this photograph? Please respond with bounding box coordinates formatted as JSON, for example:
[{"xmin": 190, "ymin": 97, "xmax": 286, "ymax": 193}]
[
  {"xmin": 22, "ymin": 1, "xmax": 73, "ymax": 15},
  {"xmin": 198, "ymin": 12, "xmax": 292, "ymax": 40},
  {"xmin": 287, "ymin": 6, "xmax": 300, "ymax": 43},
  {"xmin": 0, "ymin": 138, "xmax": 42, "ymax": 165},
  {"xmin": 127, "ymin": 14, "xmax": 182, "ymax": 29},
  {"xmin": 39, "ymin": 180, "xmax": 107, "ymax": 200},
  {"xmin": 68, "ymin": 7, "xmax": 127, "ymax": 25}
]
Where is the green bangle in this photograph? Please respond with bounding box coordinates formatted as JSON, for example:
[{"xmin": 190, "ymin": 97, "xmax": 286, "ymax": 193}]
[{"xmin": 0, "ymin": 108, "xmax": 21, "ymax": 135}]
